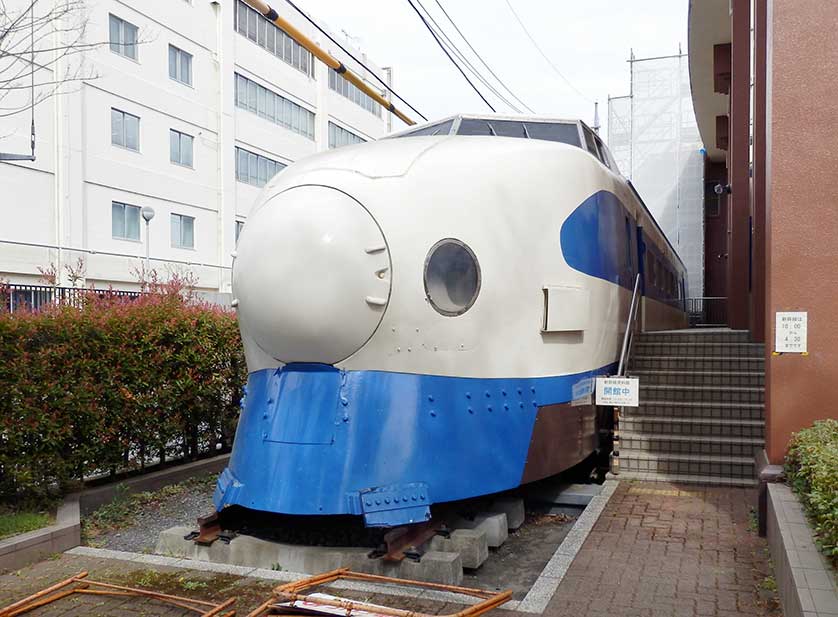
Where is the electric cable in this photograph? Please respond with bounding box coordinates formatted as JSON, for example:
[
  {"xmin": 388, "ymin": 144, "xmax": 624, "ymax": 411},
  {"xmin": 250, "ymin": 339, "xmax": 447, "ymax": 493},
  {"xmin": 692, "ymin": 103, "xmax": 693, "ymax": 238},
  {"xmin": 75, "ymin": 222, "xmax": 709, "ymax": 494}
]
[
  {"xmin": 414, "ymin": 0, "xmax": 520, "ymax": 112},
  {"xmin": 404, "ymin": 0, "xmax": 496, "ymax": 112},
  {"xmin": 432, "ymin": 0, "xmax": 535, "ymax": 114},
  {"xmin": 282, "ymin": 0, "xmax": 428, "ymax": 122},
  {"xmin": 503, "ymin": 0, "xmax": 592, "ymax": 103}
]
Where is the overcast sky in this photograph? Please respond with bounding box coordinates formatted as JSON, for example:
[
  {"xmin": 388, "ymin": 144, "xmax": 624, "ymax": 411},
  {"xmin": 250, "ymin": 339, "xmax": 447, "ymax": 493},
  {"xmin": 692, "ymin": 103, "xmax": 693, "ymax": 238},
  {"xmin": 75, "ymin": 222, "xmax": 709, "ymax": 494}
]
[{"xmin": 302, "ymin": 0, "xmax": 688, "ymax": 137}]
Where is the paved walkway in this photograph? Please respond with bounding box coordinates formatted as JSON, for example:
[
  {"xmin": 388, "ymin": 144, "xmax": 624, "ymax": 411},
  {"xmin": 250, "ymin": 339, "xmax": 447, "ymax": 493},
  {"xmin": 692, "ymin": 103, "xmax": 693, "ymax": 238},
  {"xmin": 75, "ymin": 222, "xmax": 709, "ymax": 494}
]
[
  {"xmin": 543, "ymin": 482, "xmax": 781, "ymax": 617},
  {"xmin": 0, "ymin": 481, "xmax": 781, "ymax": 617}
]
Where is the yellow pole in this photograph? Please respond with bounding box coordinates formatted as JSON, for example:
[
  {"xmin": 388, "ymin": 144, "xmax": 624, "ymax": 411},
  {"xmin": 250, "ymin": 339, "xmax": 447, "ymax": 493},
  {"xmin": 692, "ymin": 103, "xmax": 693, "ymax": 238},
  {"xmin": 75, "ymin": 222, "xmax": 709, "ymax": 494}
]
[{"xmin": 243, "ymin": 0, "xmax": 416, "ymax": 126}]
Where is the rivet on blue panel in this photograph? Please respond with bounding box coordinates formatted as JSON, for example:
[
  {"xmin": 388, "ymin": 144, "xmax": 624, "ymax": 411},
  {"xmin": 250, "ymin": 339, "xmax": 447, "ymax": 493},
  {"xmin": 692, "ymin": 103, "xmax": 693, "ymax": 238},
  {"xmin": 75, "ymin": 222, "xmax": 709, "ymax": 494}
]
[{"xmin": 467, "ymin": 407, "xmax": 474, "ymax": 414}]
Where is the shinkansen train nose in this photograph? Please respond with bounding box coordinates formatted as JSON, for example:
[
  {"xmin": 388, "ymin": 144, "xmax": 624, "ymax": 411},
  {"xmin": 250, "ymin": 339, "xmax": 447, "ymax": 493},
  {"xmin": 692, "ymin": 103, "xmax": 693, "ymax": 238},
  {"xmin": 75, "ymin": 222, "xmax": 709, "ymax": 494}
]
[{"xmin": 232, "ymin": 185, "xmax": 391, "ymax": 364}]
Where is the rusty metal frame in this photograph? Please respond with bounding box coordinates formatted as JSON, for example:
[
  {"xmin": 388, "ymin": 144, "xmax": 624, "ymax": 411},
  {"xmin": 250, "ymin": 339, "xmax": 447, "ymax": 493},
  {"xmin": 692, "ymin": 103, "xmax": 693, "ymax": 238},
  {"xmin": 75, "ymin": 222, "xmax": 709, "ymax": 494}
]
[
  {"xmin": 246, "ymin": 568, "xmax": 512, "ymax": 617},
  {"xmin": 0, "ymin": 572, "xmax": 237, "ymax": 617}
]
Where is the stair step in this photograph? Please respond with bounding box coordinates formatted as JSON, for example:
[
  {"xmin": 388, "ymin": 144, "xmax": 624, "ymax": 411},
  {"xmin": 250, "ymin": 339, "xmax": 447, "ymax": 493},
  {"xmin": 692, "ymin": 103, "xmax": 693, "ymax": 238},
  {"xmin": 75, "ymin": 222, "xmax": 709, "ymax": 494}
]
[
  {"xmin": 613, "ymin": 471, "xmax": 757, "ymax": 488},
  {"xmin": 630, "ymin": 370, "xmax": 764, "ymax": 387},
  {"xmin": 630, "ymin": 356, "xmax": 765, "ymax": 372},
  {"xmin": 633, "ymin": 342, "xmax": 765, "ymax": 358},
  {"xmin": 620, "ymin": 432, "xmax": 764, "ymax": 457},
  {"xmin": 620, "ymin": 415, "xmax": 765, "ymax": 438},
  {"xmin": 638, "ymin": 330, "xmax": 751, "ymax": 343},
  {"xmin": 618, "ymin": 451, "xmax": 756, "ymax": 479},
  {"xmin": 630, "ymin": 400, "xmax": 764, "ymax": 421},
  {"xmin": 641, "ymin": 384, "xmax": 764, "ymax": 404}
]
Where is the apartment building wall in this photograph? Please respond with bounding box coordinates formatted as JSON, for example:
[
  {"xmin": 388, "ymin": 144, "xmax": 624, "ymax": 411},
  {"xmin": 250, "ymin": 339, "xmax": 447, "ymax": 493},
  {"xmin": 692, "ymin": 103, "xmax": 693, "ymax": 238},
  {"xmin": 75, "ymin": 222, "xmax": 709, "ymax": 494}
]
[{"xmin": 0, "ymin": 0, "xmax": 392, "ymax": 291}]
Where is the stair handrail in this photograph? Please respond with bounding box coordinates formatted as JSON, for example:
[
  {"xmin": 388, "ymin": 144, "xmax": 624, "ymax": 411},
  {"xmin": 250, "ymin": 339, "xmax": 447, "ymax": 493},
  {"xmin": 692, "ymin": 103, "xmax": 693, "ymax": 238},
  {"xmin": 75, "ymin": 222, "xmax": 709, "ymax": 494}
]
[{"xmin": 617, "ymin": 273, "xmax": 642, "ymax": 377}]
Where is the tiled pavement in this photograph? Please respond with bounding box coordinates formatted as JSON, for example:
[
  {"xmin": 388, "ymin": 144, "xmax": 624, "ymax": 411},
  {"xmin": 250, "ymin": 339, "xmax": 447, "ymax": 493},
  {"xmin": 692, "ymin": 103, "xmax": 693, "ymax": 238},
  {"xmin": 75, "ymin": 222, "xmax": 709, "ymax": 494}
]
[
  {"xmin": 542, "ymin": 482, "xmax": 782, "ymax": 617},
  {"xmin": 0, "ymin": 481, "xmax": 781, "ymax": 617}
]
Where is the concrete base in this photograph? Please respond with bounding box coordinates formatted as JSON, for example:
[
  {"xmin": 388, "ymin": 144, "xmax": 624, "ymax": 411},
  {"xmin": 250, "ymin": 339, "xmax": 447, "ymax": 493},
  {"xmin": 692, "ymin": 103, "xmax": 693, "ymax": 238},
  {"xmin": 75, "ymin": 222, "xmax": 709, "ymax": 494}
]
[
  {"xmin": 429, "ymin": 529, "xmax": 488, "ymax": 569},
  {"xmin": 157, "ymin": 527, "xmax": 465, "ymax": 585},
  {"xmin": 524, "ymin": 482, "xmax": 603, "ymax": 507},
  {"xmin": 453, "ymin": 513, "xmax": 508, "ymax": 548},
  {"xmin": 487, "ymin": 498, "xmax": 525, "ymax": 530},
  {"xmin": 399, "ymin": 551, "xmax": 463, "ymax": 586}
]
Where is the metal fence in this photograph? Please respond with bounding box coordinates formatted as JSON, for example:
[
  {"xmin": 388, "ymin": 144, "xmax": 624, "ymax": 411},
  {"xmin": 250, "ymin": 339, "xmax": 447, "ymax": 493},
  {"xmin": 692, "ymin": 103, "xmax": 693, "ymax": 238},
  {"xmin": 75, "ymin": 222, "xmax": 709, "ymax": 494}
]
[
  {"xmin": 1, "ymin": 284, "xmax": 142, "ymax": 313},
  {"xmin": 686, "ymin": 297, "xmax": 728, "ymax": 327}
]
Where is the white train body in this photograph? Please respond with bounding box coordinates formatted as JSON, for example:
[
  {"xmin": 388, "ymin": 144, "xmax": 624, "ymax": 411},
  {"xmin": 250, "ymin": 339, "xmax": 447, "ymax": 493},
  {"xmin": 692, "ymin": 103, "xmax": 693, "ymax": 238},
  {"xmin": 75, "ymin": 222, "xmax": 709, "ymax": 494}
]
[{"xmin": 218, "ymin": 115, "xmax": 687, "ymax": 527}]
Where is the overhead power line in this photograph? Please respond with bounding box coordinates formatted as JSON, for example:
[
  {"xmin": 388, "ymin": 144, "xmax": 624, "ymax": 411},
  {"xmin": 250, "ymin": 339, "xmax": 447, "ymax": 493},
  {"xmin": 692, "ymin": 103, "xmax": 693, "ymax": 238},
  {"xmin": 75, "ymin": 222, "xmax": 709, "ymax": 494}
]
[
  {"xmin": 503, "ymin": 0, "xmax": 592, "ymax": 103},
  {"xmin": 414, "ymin": 0, "xmax": 522, "ymax": 113},
  {"xmin": 282, "ymin": 0, "xmax": 428, "ymax": 122},
  {"xmin": 431, "ymin": 0, "xmax": 535, "ymax": 114},
  {"xmin": 404, "ymin": 0, "xmax": 496, "ymax": 112}
]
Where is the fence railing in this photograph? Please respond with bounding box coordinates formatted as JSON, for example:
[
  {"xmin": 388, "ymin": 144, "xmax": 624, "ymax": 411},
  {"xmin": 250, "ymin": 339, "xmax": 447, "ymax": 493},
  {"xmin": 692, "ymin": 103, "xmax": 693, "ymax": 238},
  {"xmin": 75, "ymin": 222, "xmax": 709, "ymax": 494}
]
[
  {"xmin": 1, "ymin": 284, "xmax": 142, "ymax": 313},
  {"xmin": 686, "ymin": 297, "xmax": 728, "ymax": 327}
]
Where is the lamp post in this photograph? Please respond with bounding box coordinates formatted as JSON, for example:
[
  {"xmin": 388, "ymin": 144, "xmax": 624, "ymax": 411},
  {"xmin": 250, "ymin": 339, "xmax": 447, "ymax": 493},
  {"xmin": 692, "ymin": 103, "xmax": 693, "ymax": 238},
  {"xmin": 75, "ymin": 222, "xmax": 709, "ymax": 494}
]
[{"xmin": 141, "ymin": 206, "xmax": 155, "ymax": 273}]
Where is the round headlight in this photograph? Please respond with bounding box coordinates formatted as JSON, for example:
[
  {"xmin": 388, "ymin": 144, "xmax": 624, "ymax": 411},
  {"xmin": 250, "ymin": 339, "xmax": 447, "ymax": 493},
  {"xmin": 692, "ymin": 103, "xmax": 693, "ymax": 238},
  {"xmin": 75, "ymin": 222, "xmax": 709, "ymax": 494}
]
[{"xmin": 424, "ymin": 238, "xmax": 481, "ymax": 316}]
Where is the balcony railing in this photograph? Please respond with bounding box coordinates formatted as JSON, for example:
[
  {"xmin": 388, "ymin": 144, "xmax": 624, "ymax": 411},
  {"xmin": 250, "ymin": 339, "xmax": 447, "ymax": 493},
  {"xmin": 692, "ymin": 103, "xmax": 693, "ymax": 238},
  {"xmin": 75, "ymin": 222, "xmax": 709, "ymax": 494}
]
[
  {"xmin": 1, "ymin": 284, "xmax": 142, "ymax": 313},
  {"xmin": 686, "ymin": 297, "xmax": 728, "ymax": 327}
]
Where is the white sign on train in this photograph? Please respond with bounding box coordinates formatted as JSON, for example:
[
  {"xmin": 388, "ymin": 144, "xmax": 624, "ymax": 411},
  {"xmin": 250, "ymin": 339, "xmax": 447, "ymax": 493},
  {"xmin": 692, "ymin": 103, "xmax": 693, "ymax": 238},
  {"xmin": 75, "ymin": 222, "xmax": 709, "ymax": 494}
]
[
  {"xmin": 595, "ymin": 377, "xmax": 639, "ymax": 407},
  {"xmin": 775, "ymin": 311, "xmax": 807, "ymax": 353}
]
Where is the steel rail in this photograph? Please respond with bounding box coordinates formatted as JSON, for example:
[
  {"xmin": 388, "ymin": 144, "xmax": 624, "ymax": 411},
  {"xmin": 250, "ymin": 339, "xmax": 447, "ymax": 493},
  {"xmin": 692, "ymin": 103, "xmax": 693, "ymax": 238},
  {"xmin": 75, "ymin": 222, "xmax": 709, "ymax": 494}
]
[{"xmin": 242, "ymin": 0, "xmax": 416, "ymax": 125}]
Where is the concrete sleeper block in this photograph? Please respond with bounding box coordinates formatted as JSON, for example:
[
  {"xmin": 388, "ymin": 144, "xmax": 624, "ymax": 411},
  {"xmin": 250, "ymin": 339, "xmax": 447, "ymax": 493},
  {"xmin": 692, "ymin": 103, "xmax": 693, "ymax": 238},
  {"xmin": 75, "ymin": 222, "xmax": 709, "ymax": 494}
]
[
  {"xmin": 429, "ymin": 529, "xmax": 488, "ymax": 569},
  {"xmin": 398, "ymin": 550, "xmax": 463, "ymax": 586},
  {"xmin": 453, "ymin": 513, "xmax": 508, "ymax": 548},
  {"xmin": 487, "ymin": 497, "xmax": 525, "ymax": 530}
]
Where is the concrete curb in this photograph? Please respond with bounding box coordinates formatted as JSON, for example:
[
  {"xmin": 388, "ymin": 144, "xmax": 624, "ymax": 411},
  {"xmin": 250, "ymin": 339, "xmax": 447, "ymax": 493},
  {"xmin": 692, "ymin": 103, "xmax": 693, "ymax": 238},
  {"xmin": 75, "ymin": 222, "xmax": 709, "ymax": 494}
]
[
  {"xmin": 516, "ymin": 479, "xmax": 618, "ymax": 613},
  {"xmin": 0, "ymin": 454, "xmax": 230, "ymax": 572},
  {"xmin": 67, "ymin": 480, "xmax": 620, "ymax": 614},
  {"xmin": 0, "ymin": 495, "xmax": 80, "ymax": 571},
  {"xmin": 766, "ymin": 483, "xmax": 838, "ymax": 617}
]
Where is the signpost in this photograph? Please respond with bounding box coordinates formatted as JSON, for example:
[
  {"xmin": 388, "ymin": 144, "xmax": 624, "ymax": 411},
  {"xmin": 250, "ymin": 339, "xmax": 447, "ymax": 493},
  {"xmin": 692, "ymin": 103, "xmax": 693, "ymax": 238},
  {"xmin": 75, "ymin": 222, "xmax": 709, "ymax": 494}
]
[
  {"xmin": 775, "ymin": 311, "xmax": 807, "ymax": 354},
  {"xmin": 595, "ymin": 376, "xmax": 639, "ymax": 407}
]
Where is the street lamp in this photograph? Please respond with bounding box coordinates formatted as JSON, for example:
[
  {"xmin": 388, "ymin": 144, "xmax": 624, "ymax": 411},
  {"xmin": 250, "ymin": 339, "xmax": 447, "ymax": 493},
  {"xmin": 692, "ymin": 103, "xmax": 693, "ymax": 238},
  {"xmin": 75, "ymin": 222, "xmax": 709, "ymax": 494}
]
[{"xmin": 141, "ymin": 206, "xmax": 155, "ymax": 272}]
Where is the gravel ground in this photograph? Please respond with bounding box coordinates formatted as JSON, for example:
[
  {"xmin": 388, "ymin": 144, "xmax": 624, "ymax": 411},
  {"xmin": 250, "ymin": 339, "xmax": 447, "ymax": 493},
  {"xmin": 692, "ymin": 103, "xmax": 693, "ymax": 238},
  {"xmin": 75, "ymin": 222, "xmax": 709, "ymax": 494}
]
[{"xmin": 88, "ymin": 476, "xmax": 217, "ymax": 554}]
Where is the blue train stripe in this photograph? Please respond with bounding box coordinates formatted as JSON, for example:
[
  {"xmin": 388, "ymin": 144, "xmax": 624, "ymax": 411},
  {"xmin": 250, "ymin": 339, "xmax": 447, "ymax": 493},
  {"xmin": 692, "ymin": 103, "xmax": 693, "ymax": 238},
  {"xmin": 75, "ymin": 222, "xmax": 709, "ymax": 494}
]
[{"xmin": 214, "ymin": 361, "xmax": 615, "ymax": 526}]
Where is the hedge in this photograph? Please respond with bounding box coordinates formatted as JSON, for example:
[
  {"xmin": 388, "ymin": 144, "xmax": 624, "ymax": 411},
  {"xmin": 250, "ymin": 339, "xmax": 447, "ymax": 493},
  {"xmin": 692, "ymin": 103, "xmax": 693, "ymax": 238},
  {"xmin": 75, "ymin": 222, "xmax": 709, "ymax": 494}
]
[
  {"xmin": 0, "ymin": 283, "xmax": 246, "ymax": 501},
  {"xmin": 785, "ymin": 419, "xmax": 838, "ymax": 565}
]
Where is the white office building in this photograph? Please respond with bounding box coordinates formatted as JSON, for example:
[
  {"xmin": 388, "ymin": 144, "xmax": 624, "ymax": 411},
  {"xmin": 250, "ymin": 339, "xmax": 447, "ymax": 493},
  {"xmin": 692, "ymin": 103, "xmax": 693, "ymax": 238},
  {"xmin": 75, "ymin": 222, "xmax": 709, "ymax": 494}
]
[{"xmin": 0, "ymin": 0, "xmax": 394, "ymax": 293}]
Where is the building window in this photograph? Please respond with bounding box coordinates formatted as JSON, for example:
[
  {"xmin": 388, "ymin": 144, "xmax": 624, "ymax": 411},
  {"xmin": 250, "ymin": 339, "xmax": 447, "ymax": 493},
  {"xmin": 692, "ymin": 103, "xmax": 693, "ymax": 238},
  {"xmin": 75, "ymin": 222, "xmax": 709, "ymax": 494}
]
[
  {"xmin": 235, "ymin": 146, "xmax": 286, "ymax": 187},
  {"xmin": 235, "ymin": 220, "xmax": 244, "ymax": 244},
  {"xmin": 171, "ymin": 213, "xmax": 195, "ymax": 249},
  {"xmin": 234, "ymin": 0, "xmax": 314, "ymax": 77},
  {"xmin": 111, "ymin": 108, "xmax": 140, "ymax": 151},
  {"xmin": 170, "ymin": 129, "xmax": 194, "ymax": 167},
  {"xmin": 329, "ymin": 70, "xmax": 382, "ymax": 117},
  {"xmin": 112, "ymin": 201, "xmax": 141, "ymax": 241},
  {"xmin": 168, "ymin": 45, "xmax": 192, "ymax": 86},
  {"xmin": 328, "ymin": 122, "xmax": 365, "ymax": 149},
  {"xmin": 109, "ymin": 14, "xmax": 138, "ymax": 60},
  {"xmin": 234, "ymin": 73, "xmax": 314, "ymax": 139}
]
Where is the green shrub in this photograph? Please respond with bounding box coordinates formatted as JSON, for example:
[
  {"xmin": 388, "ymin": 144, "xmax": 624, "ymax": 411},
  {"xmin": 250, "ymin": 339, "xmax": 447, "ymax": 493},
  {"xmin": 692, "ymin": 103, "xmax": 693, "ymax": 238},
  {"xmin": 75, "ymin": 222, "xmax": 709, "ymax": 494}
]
[
  {"xmin": 785, "ymin": 419, "xmax": 838, "ymax": 565},
  {"xmin": 0, "ymin": 283, "xmax": 245, "ymax": 501}
]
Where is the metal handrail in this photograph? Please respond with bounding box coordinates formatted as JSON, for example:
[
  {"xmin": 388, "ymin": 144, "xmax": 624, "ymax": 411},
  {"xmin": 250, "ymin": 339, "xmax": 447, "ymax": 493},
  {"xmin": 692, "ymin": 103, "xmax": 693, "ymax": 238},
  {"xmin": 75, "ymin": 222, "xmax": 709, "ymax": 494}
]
[{"xmin": 617, "ymin": 273, "xmax": 642, "ymax": 376}]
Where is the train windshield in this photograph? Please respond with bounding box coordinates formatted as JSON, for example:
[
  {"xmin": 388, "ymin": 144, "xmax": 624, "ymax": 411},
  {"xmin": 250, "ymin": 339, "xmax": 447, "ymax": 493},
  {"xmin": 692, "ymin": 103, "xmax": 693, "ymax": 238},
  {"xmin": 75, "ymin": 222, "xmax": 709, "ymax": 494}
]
[
  {"xmin": 395, "ymin": 119, "xmax": 455, "ymax": 137},
  {"xmin": 456, "ymin": 119, "xmax": 581, "ymax": 147}
]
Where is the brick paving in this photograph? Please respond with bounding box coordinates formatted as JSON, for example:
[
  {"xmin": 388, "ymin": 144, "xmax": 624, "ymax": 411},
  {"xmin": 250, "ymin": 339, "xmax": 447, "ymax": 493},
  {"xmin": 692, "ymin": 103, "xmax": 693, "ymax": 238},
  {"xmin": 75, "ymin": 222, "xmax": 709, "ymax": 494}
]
[
  {"xmin": 543, "ymin": 481, "xmax": 782, "ymax": 617},
  {"xmin": 0, "ymin": 481, "xmax": 781, "ymax": 617}
]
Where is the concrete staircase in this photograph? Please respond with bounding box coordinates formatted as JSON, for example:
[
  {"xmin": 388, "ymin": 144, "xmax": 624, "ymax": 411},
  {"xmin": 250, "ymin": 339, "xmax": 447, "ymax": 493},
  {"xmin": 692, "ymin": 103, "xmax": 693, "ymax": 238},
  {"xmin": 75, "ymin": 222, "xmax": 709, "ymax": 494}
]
[{"xmin": 619, "ymin": 329, "xmax": 765, "ymax": 487}]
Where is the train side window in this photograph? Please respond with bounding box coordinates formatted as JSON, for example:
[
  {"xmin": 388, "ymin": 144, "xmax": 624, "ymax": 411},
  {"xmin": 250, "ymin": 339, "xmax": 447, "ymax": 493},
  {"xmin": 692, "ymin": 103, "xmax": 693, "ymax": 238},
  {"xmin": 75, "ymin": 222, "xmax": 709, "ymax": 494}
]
[
  {"xmin": 624, "ymin": 217, "xmax": 633, "ymax": 274},
  {"xmin": 582, "ymin": 126, "xmax": 600, "ymax": 160}
]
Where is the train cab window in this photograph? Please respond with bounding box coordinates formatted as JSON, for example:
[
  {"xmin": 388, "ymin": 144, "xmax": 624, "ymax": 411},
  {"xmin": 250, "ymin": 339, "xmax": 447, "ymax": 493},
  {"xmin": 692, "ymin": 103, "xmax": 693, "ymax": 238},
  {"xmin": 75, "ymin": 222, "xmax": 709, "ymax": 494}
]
[
  {"xmin": 424, "ymin": 239, "xmax": 481, "ymax": 316},
  {"xmin": 523, "ymin": 122, "xmax": 581, "ymax": 147},
  {"xmin": 397, "ymin": 119, "xmax": 454, "ymax": 137},
  {"xmin": 455, "ymin": 118, "xmax": 581, "ymax": 147}
]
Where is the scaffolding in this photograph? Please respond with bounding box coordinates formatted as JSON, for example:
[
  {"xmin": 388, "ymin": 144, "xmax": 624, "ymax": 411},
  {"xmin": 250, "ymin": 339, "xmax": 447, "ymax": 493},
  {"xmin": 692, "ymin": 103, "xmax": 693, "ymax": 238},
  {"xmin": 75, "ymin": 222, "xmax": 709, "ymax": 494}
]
[{"xmin": 608, "ymin": 53, "xmax": 705, "ymax": 298}]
